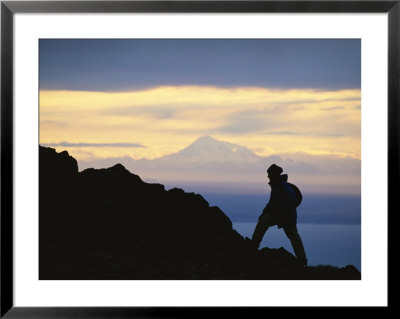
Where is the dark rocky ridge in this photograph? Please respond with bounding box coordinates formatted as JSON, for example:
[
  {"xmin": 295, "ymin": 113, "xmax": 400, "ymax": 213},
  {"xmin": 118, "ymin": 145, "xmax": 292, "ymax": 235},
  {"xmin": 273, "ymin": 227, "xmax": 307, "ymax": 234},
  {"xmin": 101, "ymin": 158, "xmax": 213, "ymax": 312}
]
[{"xmin": 39, "ymin": 146, "xmax": 360, "ymax": 280}]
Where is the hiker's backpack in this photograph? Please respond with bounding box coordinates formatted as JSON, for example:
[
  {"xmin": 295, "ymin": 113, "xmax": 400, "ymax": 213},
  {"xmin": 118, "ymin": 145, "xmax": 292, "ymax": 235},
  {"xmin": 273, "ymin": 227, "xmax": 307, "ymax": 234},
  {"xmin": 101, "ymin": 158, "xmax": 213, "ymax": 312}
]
[{"xmin": 288, "ymin": 183, "xmax": 303, "ymax": 207}]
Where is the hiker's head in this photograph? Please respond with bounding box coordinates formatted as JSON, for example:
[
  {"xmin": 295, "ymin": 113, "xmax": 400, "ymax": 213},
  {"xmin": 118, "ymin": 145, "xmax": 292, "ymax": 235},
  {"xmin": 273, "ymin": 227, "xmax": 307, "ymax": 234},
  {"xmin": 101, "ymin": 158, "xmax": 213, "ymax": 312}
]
[{"xmin": 267, "ymin": 164, "xmax": 283, "ymax": 180}]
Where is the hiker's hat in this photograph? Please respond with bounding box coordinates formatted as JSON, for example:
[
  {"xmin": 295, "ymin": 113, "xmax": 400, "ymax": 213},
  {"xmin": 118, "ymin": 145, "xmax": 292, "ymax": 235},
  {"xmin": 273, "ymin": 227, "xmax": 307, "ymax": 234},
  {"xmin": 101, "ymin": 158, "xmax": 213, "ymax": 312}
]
[{"xmin": 267, "ymin": 164, "xmax": 283, "ymax": 176}]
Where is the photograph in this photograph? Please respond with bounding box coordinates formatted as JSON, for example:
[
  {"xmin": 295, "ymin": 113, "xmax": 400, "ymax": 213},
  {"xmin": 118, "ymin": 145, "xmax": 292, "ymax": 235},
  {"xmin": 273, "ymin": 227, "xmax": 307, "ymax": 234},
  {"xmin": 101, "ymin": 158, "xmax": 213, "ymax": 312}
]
[
  {"xmin": 1, "ymin": 0, "xmax": 394, "ymax": 315},
  {"xmin": 39, "ymin": 38, "xmax": 361, "ymax": 280}
]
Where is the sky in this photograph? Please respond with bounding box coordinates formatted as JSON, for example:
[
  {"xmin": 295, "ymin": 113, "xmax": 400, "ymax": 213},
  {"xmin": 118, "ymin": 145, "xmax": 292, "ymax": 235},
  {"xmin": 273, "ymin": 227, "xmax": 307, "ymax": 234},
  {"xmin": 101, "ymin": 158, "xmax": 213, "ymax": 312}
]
[
  {"xmin": 39, "ymin": 39, "xmax": 361, "ymax": 194},
  {"xmin": 40, "ymin": 39, "xmax": 361, "ymax": 91}
]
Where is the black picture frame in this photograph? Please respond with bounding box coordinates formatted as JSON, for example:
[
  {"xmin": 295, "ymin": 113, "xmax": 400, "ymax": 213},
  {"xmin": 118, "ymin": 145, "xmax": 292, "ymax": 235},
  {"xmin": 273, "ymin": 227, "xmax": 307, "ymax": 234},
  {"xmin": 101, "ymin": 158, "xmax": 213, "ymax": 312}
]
[{"xmin": 1, "ymin": 0, "xmax": 396, "ymax": 317}]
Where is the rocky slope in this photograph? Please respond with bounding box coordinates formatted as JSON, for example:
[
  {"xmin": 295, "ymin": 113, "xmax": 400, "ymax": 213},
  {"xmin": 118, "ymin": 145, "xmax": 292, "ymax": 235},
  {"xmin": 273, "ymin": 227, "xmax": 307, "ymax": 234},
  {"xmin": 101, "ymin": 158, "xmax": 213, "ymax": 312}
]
[{"xmin": 39, "ymin": 146, "xmax": 360, "ymax": 280}]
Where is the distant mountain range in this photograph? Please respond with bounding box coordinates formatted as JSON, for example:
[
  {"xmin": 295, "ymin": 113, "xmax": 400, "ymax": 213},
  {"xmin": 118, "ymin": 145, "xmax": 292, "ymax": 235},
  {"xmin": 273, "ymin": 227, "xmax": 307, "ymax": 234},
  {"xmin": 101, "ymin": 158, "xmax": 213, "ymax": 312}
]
[{"xmin": 77, "ymin": 135, "xmax": 361, "ymax": 195}]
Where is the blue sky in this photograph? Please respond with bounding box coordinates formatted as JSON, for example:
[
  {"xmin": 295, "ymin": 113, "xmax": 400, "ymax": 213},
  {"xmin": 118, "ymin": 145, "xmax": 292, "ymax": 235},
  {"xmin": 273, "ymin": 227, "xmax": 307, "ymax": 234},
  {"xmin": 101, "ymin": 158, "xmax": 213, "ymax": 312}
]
[{"xmin": 39, "ymin": 39, "xmax": 360, "ymax": 91}]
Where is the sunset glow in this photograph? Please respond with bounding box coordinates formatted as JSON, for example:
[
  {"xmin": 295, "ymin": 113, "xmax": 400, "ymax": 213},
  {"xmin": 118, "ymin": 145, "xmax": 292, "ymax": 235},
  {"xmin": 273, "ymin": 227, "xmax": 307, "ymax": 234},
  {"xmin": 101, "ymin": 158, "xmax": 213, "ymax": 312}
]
[
  {"xmin": 40, "ymin": 86, "xmax": 361, "ymax": 161},
  {"xmin": 39, "ymin": 39, "xmax": 361, "ymax": 194}
]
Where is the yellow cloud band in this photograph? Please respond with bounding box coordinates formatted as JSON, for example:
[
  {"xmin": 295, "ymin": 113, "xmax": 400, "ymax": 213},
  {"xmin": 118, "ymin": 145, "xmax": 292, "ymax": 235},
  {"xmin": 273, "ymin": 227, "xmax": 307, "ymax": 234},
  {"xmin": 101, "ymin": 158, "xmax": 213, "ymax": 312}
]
[{"xmin": 40, "ymin": 85, "xmax": 361, "ymax": 161}]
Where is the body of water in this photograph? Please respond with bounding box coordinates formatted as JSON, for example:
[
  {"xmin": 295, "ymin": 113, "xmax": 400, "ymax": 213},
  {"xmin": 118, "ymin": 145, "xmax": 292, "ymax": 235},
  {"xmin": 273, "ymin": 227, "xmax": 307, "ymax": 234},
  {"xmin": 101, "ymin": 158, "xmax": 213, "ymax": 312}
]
[
  {"xmin": 202, "ymin": 192, "xmax": 361, "ymax": 224},
  {"xmin": 233, "ymin": 222, "xmax": 361, "ymax": 271}
]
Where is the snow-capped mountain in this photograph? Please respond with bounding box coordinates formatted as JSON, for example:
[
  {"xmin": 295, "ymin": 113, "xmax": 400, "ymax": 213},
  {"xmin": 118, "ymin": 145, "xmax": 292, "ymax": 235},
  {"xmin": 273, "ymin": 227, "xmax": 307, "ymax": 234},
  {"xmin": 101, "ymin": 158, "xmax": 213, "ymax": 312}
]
[{"xmin": 159, "ymin": 135, "xmax": 262, "ymax": 164}]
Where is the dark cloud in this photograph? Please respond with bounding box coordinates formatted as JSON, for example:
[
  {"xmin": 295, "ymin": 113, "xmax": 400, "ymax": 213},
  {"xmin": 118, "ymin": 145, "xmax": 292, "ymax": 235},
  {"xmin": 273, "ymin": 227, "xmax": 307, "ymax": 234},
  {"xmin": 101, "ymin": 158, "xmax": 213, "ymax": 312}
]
[
  {"xmin": 320, "ymin": 106, "xmax": 344, "ymax": 111},
  {"xmin": 217, "ymin": 109, "xmax": 278, "ymax": 134},
  {"xmin": 219, "ymin": 120, "xmax": 267, "ymax": 134},
  {"xmin": 40, "ymin": 39, "xmax": 361, "ymax": 91},
  {"xmin": 41, "ymin": 142, "xmax": 146, "ymax": 148},
  {"xmin": 40, "ymin": 120, "xmax": 69, "ymax": 127},
  {"xmin": 267, "ymin": 131, "xmax": 299, "ymax": 135},
  {"xmin": 102, "ymin": 106, "xmax": 176, "ymax": 119}
]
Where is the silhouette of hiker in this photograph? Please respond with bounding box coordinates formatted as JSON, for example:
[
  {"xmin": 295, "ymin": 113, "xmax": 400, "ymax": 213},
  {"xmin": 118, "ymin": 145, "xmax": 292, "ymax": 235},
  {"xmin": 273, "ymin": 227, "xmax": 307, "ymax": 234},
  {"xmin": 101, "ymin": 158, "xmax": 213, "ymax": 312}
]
[{"xmin": 250, "ymin": 164, "xmax": 307, "ymax": 266}]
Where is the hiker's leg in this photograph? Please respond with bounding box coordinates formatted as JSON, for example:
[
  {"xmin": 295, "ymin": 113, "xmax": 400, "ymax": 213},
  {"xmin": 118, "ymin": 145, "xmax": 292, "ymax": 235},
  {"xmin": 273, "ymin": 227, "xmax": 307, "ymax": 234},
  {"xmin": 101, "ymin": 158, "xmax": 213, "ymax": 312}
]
[
  {"xmin": 284, "ymin": 225, "xmax": 307, "ymax": 264},
  {"xmin": 251, "ymin": 213, "xmax": 275, "ymax": 248}
]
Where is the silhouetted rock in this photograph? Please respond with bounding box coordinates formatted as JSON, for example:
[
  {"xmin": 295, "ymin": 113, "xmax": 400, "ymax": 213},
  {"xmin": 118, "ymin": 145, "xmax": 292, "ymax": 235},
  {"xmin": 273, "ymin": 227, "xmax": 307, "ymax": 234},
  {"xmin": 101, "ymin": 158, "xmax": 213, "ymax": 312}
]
[
  {"xmin": 39, "ymin": 146, "xmax": 361, "ymax": 280},
  {"xmin": 40, "ymin": 146, "xmax": 78, "ymax": 186}
]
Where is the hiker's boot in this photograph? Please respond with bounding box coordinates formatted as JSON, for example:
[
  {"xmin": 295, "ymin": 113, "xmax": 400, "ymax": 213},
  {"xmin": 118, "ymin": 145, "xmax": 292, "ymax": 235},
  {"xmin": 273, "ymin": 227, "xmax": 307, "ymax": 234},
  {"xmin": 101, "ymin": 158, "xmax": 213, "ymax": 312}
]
[{"xmin": 297, "ymin": 257, "xmax": 308, "ymax": 266}]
